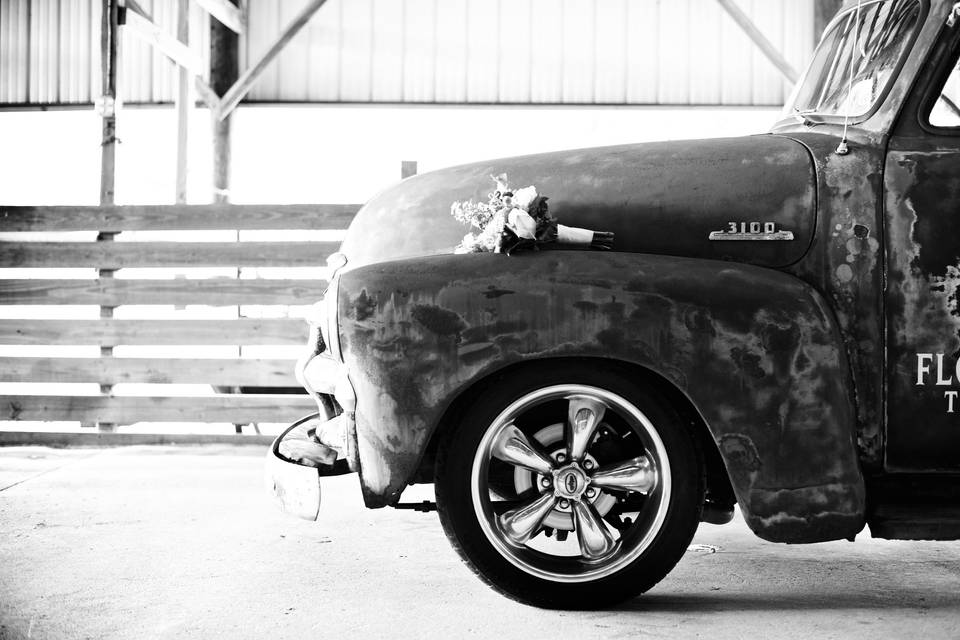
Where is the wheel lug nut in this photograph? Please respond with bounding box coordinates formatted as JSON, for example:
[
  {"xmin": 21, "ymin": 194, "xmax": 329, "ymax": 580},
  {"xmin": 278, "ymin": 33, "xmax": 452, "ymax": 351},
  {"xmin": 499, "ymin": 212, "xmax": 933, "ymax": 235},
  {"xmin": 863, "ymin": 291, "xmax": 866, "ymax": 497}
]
[
  {"xmin": 559, "ymin": 499, "xmax": 570, "ymax": 509},
  {"xmin": 556, "ymin": 453, "xmax": 566, "ymax": 463},
  {"xmin": 583, "ymin": 460, "xmax": 595, "ymax": 470},
  {"xmin": 540, "ymin": 477, "xmax": 551, "ymax": 488},
  {"xmin": 585, "ymin": 488, "xmax": 596, "ymax": 499}
]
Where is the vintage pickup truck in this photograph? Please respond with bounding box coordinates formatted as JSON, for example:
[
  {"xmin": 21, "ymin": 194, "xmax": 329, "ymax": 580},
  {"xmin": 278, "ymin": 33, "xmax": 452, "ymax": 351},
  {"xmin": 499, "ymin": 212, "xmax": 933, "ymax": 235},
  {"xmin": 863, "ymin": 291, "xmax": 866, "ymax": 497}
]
[{"xmin": 265, "ymin": 0, "xmax": 960, "ymax": 609}]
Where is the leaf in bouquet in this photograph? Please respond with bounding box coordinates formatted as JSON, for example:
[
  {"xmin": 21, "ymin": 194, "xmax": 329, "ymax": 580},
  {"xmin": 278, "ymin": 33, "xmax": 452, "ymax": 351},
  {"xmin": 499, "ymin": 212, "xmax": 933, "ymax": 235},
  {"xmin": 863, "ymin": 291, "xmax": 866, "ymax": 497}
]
[
  {"xmin": 530, "ymin": 195, "xmax": 550, "ymax": 218},
  {"xmin": 535, "ymin": 218, "xmax": 559, "ymax": 244},
  {"xmin": 500, "ymin": 227, "xmax": 538, "ymax": 256}
]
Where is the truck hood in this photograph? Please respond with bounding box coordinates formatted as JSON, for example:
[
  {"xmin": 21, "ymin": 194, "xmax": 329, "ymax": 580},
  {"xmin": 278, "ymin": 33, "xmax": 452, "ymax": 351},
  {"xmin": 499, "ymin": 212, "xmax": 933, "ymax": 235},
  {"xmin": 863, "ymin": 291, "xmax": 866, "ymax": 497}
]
[{"xmin": 340, "ymin": 134, "xmax": 816, "ymax": 269}]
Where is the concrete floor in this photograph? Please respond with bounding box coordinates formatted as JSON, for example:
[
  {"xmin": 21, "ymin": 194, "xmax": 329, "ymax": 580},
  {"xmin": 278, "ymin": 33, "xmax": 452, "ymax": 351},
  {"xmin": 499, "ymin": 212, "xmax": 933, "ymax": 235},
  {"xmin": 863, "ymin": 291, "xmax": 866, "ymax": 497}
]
[{"xmin": 1, "ymin": 446, "xmax": 959, "ymax": 640}]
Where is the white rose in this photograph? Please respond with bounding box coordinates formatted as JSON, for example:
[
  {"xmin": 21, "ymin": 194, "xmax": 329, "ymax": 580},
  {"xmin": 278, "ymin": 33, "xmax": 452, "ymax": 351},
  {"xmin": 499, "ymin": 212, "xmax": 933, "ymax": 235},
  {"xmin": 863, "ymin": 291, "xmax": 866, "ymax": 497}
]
[
  {"xmin": 513, "ymin": 186, "xmax": 538, "ymax": 211},
  {"xmin": 508, "ymin": 208, "xmax": 537, "ymax": 239}
]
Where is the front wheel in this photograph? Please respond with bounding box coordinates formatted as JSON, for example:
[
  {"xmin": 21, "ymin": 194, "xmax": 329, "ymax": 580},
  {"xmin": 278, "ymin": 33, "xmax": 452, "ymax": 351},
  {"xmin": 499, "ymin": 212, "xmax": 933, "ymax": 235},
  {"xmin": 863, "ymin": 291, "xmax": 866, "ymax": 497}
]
[{"xmin": 435, "ymin": 364, "xmax": 703, "ymax": 609}]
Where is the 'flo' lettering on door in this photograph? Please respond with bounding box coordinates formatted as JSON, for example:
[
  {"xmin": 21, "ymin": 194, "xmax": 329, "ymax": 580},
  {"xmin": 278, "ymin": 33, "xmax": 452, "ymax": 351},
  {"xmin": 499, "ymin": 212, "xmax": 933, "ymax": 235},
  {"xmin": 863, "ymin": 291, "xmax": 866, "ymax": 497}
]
[{"xmin": 916, "ymin": 353, "xmax": 960, "ymax": 412}]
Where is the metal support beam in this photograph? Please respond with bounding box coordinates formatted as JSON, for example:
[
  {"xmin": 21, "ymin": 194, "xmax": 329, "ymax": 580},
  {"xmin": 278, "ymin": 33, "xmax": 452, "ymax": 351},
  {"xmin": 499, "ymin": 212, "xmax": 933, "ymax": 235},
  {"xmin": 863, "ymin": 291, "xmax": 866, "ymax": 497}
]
[
  {"xmin": 715, "ymin": 0, "xmax": 799, "ymax": 84},
  {"xmin": 214, "ymin": 0, "xmax": 328, "ymax": 121}
]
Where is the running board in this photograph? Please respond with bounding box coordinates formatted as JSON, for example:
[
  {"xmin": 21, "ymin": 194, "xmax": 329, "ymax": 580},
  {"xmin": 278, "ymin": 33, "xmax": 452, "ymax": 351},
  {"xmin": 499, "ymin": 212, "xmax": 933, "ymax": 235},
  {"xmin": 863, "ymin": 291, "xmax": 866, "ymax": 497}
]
[
  {"xmin": 867, "ymin": 473, "xmax": 960, "ymax": 540},
  {"xmin": 868, "ymin": 505, "xmax": 960, "ymax": 540}
]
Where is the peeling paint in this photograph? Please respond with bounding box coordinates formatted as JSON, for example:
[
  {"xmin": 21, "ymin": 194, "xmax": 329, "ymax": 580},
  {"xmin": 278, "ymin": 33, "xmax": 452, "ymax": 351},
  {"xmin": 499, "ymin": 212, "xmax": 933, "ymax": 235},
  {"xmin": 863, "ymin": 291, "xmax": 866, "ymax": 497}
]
[
  {"xmin": 778, "ymin": 132, "xmax": 887, "ymax": 469},
  {"xmin": 884, "ymin": 145, "xmax": 960, "ymax": 470},
  {"xmin": 719, "ymin": 434, "xmax": 762, "ymax": 472},
  {"xmin": 338, "ymin": 252, "xmax": 865, "ymax": 542},
  {"xmin": 354, "ymin": 289, "xmax": 377, "ymax": 321},
  {"xmin": 411, "ymin": 305, "xmax": 466, "ymax": 337},
  {"xmin": 482, "ymin": 286, "xmax": 515, "ymax": 299}
]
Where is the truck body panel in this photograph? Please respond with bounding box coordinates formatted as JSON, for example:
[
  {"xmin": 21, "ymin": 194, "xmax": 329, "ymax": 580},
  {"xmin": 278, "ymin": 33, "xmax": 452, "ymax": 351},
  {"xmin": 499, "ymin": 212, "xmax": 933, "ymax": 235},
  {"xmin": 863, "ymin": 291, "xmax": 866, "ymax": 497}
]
[{"xmin": 338, "ymin": 252, "xmax": 866, "ymax": 542}]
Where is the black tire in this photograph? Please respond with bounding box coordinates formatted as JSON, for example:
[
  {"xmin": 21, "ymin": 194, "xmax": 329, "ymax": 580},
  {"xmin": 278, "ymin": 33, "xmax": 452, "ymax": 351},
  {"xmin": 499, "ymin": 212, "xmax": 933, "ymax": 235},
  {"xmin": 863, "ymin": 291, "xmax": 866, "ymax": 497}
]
[{"xmin": 435, "ymin": 362, "xmax": 703, "ymax": 609}]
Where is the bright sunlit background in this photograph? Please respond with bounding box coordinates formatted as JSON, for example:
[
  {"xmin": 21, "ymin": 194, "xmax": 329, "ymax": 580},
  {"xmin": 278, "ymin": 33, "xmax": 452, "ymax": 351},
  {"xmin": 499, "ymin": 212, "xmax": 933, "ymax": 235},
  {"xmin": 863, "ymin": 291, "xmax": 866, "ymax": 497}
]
[
  {"xmin": 0, "ymin": 104, "xmax": 781, "ymax": 205},
  {"xmin": 0, "ymin": 0, "xmax": 827, "ymax": 436}
]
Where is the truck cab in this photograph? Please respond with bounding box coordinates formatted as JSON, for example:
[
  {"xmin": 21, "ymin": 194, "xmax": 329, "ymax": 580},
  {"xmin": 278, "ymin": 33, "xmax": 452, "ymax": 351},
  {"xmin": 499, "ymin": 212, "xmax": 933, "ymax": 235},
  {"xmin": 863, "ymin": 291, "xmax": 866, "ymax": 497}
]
[{"xmin": 266, "ymin": 0, "xmax": 960, "ymax": 609}]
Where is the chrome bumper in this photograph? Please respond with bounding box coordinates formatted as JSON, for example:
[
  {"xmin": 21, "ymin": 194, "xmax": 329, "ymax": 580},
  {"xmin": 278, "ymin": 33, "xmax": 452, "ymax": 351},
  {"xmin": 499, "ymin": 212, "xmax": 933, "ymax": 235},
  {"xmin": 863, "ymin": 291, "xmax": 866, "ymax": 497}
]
[
  {"xmin": 264, "ymin": 409, "xmax": 358, "ymax": 520},
  {"xmin": 265, "ymin": 310, "xmax": 361, "ymax": 520},
  {"xmin": 265, "ymin": 417, "xmax": 323, "ymax": 521},
  {"xmin": 265, "ymin": 351, "xmax": 360, "ymax": 520}
]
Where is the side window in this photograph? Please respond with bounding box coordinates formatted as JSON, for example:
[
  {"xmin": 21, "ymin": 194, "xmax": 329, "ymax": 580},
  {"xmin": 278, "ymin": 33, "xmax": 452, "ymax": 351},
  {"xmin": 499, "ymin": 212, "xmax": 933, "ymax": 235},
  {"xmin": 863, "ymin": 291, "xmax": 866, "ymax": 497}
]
[{"xmin": 929, "ymin": 60, "xmax": 960, "ymax": 128}]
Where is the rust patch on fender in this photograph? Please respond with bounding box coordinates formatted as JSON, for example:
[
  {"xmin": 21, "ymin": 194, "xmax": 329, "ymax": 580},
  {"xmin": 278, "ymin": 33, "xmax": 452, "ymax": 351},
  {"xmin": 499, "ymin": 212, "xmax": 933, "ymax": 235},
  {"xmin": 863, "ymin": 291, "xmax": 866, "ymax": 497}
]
[
  {"xmin": 719, "ymin": 434, "xmax": 762, "ymax": 472},
  {"xmin": 781, "ymin": 132, "xmax": 886, "ymax": 469},
  {"xmin": 338, "ymin": 251, "xmax": 865, "ymax": 541},
  {"xmin": 411, "ymin": 304, "xmax": 466, "ymax": 337}
]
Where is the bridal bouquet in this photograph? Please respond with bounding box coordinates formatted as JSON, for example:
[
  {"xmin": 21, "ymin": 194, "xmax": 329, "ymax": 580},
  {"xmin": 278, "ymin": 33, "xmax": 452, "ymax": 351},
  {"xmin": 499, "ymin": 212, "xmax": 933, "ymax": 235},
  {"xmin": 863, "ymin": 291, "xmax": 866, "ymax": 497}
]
[{"xmin": 451, "ymin": 175, "xmax": 614, "ymax": 256}]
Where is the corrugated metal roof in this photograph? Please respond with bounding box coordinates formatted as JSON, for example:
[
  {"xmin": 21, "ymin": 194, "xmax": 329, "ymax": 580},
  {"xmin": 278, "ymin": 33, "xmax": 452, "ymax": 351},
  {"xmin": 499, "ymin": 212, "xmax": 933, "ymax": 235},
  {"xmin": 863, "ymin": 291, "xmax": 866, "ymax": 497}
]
[{"xmin": 1, "ymin": 0, "xmax": 815, "ymax": 106}]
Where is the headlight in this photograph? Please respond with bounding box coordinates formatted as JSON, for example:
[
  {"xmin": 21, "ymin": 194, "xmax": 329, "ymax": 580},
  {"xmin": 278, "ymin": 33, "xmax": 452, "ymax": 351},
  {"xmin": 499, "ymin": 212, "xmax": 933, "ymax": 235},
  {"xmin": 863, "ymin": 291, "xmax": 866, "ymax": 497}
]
[
  {"xmin": 297, "ymin": 253, "xmax": 347, "ymax": 395},
  {"xmin": 319, "ymin": 275, "xmax": 342, "ymax": 361},
  {"xmin": 319, "ymin": 252, "xmax": 347, "ymax": 361}
]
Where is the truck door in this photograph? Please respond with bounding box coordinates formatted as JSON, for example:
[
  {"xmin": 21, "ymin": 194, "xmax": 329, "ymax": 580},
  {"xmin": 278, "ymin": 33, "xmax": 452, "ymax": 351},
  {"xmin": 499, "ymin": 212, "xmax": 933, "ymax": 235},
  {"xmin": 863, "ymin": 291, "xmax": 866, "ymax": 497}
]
[{"xmin": 885, "ymin": 27, "xmax": 960, "ymax": 471}]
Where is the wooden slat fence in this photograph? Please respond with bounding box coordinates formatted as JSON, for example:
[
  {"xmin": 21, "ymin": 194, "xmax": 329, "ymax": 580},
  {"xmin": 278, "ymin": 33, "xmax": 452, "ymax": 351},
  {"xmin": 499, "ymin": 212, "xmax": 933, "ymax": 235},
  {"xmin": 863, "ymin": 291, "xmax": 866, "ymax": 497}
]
[{"xmin": 0, "ymin": 204, "xmax": 359, "ymax": 438}]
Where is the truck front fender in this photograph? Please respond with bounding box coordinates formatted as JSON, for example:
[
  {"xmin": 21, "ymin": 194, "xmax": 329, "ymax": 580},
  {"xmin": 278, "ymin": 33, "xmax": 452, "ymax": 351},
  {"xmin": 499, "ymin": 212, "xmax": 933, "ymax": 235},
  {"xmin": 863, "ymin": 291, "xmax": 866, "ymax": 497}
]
[{"xmin": 337, "ymin": 251, "xmax": 865, "ymax": 543}]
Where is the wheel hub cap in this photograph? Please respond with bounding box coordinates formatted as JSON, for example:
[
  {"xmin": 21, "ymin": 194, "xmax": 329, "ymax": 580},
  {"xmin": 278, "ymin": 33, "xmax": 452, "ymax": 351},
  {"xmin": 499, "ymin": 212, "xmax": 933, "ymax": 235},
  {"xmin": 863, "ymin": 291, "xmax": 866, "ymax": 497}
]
[
  {"xmin": 552, "ymin": 464, "xmax": 588, "ymax": 500},
  {"xmin": 472, "ymin": 384, "xmax": 672, "ymax": 583}
]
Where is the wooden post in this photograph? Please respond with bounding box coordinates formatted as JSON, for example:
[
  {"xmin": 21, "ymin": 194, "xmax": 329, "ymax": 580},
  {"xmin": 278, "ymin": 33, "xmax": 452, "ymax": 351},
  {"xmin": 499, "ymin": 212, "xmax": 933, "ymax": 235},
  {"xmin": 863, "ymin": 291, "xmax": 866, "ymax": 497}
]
[
  {"xmin": 99, "ymin": 0, "xmax": 119, "ymax": 205},
  {"xmin": 401, "ymin": 161, "xmax": 418, "ymax": 179},
  {"xmin": 814, "ymin": 0, "xmax": 844, "ymax": 46},
  {"xmin": 210, "ymin": 0, "xmax": 239, "ymax": 203},
  {"xmin": 175, "ymin": 0, "xmax": 190, "ymax": 204},
  {"xmin": 97, "ymin": 0, "xmax": 121, "ymax": 432},
  {"xmin": 195, "ymin": 0, "xmax": 244, "ymax": 34},
  {"xmin": 209, "ymin": 0, "xmax": 243, "ymax": 431}
]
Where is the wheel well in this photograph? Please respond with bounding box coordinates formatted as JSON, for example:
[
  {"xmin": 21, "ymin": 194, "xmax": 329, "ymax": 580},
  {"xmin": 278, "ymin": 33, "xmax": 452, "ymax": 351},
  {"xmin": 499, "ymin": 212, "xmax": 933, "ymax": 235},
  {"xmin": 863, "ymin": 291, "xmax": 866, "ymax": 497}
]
[{"xmin": 413, "ymin": 357, "xmax": 736, "ymax": 509}]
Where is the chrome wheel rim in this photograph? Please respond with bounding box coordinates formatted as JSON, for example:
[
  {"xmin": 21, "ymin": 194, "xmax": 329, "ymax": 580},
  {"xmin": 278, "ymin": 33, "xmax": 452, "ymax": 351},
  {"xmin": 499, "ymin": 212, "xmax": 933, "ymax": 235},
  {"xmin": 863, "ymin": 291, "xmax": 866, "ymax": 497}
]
[{"xmin": 470, "ymin": 384, "xmax": 672, "ymax": 583}]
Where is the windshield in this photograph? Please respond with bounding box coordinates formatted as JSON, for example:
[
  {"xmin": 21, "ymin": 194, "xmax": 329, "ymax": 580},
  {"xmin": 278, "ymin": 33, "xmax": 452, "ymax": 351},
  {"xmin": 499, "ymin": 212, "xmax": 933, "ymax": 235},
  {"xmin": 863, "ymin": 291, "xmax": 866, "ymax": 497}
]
[{"xmin": 787, "ymin": 0, "xmax": 920, "ymax": 119}]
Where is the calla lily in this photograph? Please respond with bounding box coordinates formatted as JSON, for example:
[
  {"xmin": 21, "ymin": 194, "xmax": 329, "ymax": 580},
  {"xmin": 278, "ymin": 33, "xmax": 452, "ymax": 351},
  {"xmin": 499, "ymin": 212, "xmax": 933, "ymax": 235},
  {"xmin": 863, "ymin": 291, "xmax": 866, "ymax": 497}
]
[{"xmin": 508, "ymin": 208, "xmax": 538, "ymax": 239}]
